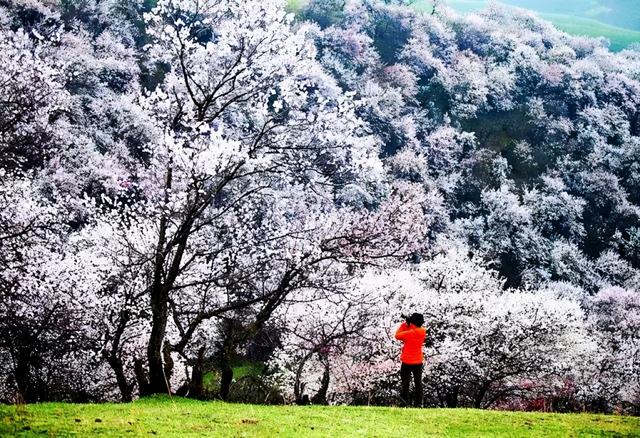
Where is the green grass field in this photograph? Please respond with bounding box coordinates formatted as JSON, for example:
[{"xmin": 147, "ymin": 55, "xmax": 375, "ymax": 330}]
[
  {"xmin": 409, "ymin": 0, "xmax": 640, "ymax": 52},
  {"xmin": 538, "ymin": 13, "xmax": 640, "ymax": 51},
  {"xmin": 1, "ymin": 395, "xmax": 639, "ymax": 437}
]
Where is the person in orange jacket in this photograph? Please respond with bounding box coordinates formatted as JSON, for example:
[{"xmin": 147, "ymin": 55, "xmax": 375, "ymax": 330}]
[{"xmin": 395, "ymin": 312, "xmax": 426, "ymax": 407}]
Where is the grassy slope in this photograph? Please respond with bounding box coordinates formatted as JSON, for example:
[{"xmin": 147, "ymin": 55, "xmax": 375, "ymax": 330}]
[
  {"xmin": 538, "ymin": 13, "xmax": 640, "ymax": 51},
  {"xmin": 409, "ymin": 0, "xmax": 640, "ymax": 51},
  {"xmin": 1, "ymin": 396, "xmax": 639, "ymax": 437}
]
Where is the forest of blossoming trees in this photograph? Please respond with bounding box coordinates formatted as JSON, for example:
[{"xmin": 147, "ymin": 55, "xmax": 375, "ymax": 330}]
[{"xmin": 0, "ymin": 0, "xmax": 638, "ymax": 414}]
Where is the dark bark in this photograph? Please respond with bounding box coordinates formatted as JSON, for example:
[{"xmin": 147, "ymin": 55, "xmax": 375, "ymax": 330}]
[
  {"xmin": 444, "ymin": 386, "xmax": 459, "ymax": 408},
  {"xmin": 446, "ymin": 386, "xmax": 460, "ymax": 408},
  {"xmin": 105, "ymin": 354, "xmax": 134, "ymax": 402},
  {"xmin": 147, "ymin": 285, "xmax": 169, "ymax": 394},
  {"xmin": 216, "ymin": 319, "xmax": 236, "ymax": 401},
  {"xmin": 294, "ymin": 351, "xmax": 313, "ymax": 404},
  {"xmin": 163, "ymin": 342, "xmax": 174, "ymax": 386},
  {"xmin": 474, "ymin": 382, "xmax": 490, "ymax": 409},
  {"xmin": 14, "ymin": 350, "xmax": 34, "ymax": 403},
  {"xmin": 145, "ymin": 165, "xmax": 237, "ymax": 395},
  {"xmin": 146, "ymin": 166, "xmax": 172, "ymax": 395},
  {"xmin": 134, "ymin": 358, "xmax": 150, "ymax": 396},
  {"xmin": 104, "ymin": 310, "xmax": 134, "ymax": 401},
  {"xmin": 146, "ymin": 161, "xmax": 212, "ymax": 395},
  {"xmin": 187, "ymin": 347, "xmax": 206, "ymax": 399},
  {"xmin": 310, "ymin": 358, "xmax": 330, "ymax": 405},
  {"xmin": 219, "ymin": 357, "xmax": 233, "ymax": 400}
]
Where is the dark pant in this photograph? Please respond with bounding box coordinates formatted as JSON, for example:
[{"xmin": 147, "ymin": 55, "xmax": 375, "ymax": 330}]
[{"xmin": 400, "ymin": 363, "xmax": 423, "ymax": 407}]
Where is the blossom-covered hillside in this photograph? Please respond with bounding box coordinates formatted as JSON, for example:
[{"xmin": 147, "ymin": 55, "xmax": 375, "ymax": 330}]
[{"xmin": 0, "ymin": 0, "xmax": 638, "ymax": 414}]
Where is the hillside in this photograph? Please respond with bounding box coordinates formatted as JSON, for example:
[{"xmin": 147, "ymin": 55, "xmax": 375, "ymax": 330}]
[
  {"xmin": 1, "ymin": 0, "xmax": 638, "ymax": 417},
  {"xmin": 383, "ymin": 0, "xmax": 640, "ymax": 51}
]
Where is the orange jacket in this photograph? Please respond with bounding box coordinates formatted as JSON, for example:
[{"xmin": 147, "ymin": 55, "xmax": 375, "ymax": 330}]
[{"xmin": 395, "ymin": 322, "xmax": 427, "ymax": 364}]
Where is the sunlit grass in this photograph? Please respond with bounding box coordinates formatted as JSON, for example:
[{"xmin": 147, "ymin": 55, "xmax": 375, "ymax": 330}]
[{"xmin": 1, "ymin": 395, "xmax": 639, "ymax": 437}]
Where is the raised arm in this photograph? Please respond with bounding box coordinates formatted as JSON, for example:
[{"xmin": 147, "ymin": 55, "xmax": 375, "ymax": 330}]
[{"xmin": 395, "ymin": 322, "xmax": 412, "ymax": 341}]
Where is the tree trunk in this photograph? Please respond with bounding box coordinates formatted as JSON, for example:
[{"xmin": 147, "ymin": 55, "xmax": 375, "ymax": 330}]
[
  {"xmin": 147, "ymin": 284, "xmax": 170, "ymax": 394},
  {"xmin": 219, "ymin": 356, "xmax": 233, "ymax": 400},
  {"xmin": 445, "ymin": 386, "xmax": 459, "ymax": 408},
  {"xmin": 104, "ymin": 311, "xmax": 134, "ymax": 402},
  {"xmin": 218, "ymin": 320, "xmax": 237, "ymax": 401},
  {"xmin": 106, "ymin": 354, "xmax": 133, "ymax": 402},
  {"xmin": 311, "ymin": 358, "xmax": 330, "ymax": 405},
  {"xmin": 294, "ymin": 352, "xmax": 312, "ymax": 404},
  {"xmin": 14, "ymin": 350, "xmax": 34, "ymax": 403},
  {"xmin": 163, "ymin": 342, "xmax": 174, "ymax": 385},
  {"xmin": 474, "ymin": 382, "xmax": 490, "ymax": 409},
  {"xmin": 146, "ymin": 166, "xmax": 172, "ymax": 395},
  {"xmin": 188, "ymin": 347, "xmax": 206, "ymax": 399},
  {"xmin": 134, "ymin": 358, "xmax": 150, "ymax": 396}
]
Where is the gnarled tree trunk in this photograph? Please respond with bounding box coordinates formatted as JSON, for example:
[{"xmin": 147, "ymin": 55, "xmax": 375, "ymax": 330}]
[
  {"xmin": 310, "ymin": 358, "xmax": 330, "ymax": 405},
  {"xmin": 105, "ymin": 354, "xmax": 134, "ymax": 402},
  {"xmin": 187, "ymin": 347, "xmax": 206, "ymax": 399}
]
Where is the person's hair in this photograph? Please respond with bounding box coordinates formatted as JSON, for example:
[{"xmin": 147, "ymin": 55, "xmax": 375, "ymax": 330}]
[{"xmin": 408, "ymin": 312, "xmax": 424, "ymax": 327}]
